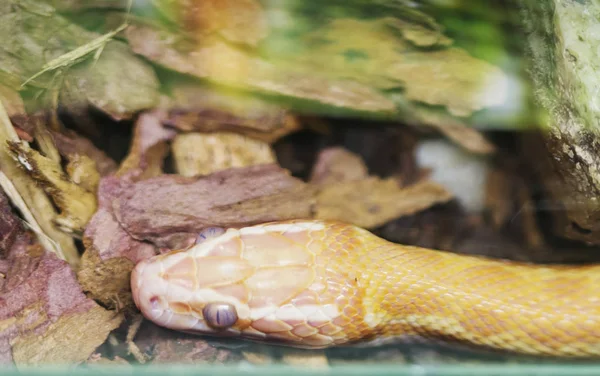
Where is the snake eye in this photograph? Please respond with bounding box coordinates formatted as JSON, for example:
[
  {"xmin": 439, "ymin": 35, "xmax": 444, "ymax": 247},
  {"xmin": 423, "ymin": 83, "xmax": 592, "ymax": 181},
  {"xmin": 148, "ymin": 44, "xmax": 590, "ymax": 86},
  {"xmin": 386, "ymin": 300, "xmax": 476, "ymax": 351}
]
[
  {"xmin": 203, "ymin": 302, "xmax": 238, "ymax": 330},
  {"xmin": 196, "ymin": 227, "xmax": 225, "ymax": 244}
]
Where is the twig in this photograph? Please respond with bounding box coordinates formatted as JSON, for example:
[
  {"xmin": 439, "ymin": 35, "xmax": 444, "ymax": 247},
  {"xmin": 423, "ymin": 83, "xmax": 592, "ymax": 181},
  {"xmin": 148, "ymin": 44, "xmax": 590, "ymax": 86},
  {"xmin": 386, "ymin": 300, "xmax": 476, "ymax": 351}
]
[{"xmin": 126, "ymin": 314, "xmax": 147, "ymax": 364}]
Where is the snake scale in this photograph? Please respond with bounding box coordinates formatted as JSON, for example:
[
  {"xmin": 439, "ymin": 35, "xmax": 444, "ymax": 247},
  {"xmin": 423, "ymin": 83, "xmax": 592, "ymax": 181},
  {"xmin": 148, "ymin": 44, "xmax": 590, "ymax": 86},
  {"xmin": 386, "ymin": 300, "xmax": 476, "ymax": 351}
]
[{"xmin": 131, "ymin": 219, "xmax": 600, "ymax": 358}]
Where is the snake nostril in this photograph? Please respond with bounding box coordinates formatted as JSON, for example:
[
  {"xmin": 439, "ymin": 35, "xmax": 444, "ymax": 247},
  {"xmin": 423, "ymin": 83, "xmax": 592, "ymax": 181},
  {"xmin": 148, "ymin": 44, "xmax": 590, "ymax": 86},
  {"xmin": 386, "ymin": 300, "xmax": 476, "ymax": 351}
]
[{"xmin": 149, "ymin": 296, "xmax": 161, "ymax": 310}]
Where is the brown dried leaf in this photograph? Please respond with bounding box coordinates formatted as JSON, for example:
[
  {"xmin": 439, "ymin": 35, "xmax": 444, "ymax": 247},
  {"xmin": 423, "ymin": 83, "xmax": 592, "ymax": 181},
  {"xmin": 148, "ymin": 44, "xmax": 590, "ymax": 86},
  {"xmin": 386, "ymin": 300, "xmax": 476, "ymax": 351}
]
[
  {"xmin": 299, "ymin": 18, "xmax": 508, "ymax": 117},
  {"xmin": 113, "ymin": 164, "xmax": 316, "ymax": 248},
  {"xmin": 116, "ymin": 111, "xmax": 176, "ymax": 180},
  {"xmin": 412, "ymin": 108, "xmax": 495, "ymax": 155},
  {"xmin": 179, "ymin": 0, "xmax": 268, "ymax": 46},
  {"xmin": 8, "ymin": 141, "xmax": 97, "ymax": 235},
  {"xmin": 315, "ymin": 178, "xmax": 453, "ymax": 229},
  {"xmin": 0, "ymin": 102, "xmax": 77, "ymax": 265},
  {"xmin": 50, "ymin": 129, "xmax": 117, "ymax": 176},
  {"xmin": 172, "ymin": 132, "xmax": 276, "ymax": 177},
  {"xmin": 0, "ymin": 234, "xmax": 123, "ymax": 366},
  {"xmin": 124, "ymin": 25, "xmax": 396, "ymax": 113},
  {"xmin": 162, "ymin": 84, "xmax": 300, "ymax": 143}
]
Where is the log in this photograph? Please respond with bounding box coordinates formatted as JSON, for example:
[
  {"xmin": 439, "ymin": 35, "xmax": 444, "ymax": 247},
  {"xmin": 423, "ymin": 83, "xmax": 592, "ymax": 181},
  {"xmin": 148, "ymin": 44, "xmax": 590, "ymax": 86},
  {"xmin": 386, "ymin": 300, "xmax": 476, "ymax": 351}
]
[{"xmin": 518, "ymin": 0, "xmax": 600, "ymax": 244}]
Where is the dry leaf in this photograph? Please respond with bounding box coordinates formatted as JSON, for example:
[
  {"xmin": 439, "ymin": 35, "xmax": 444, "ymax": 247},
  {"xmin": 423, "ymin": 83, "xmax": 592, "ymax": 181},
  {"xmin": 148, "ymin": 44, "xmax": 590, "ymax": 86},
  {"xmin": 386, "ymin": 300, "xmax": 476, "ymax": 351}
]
[
  {"xmin": 162, "ymin": 84, "xmax": 300, "ymax": 143},
  {"xmin": 316, "ymin": 178, "xmax": 453, "ymax": 229},
  {"xmin": 8, "ymin": 141, "xmax": 97, "ymax": 235},
  {"xmin": 179, "ymin": 0, "xmax": 268, "ymax": 46},
  {"xmin": 299, "ymin": 18, "xmax": 508, "ymax": 117},
  {"xmin": 50, "ymin": 129, "xmax": 117, "ymax": 176},
  {"xmin": 172, "ymin": 132, "xmax": 276, "ymax": 176},
  {"xmin": 0, "ymin": 102, "xmax": 78, "ymax": 265},
  {"xmin": 412, "ymin": 107, "xmax": 495, "ymax": 155},
  {"xmin": 116, "ymin": 110, "xmax": 176, "ymax": 180},
  {"xmin": 124, "ymin": 25, "xmax": 396, "ymax": 113}
]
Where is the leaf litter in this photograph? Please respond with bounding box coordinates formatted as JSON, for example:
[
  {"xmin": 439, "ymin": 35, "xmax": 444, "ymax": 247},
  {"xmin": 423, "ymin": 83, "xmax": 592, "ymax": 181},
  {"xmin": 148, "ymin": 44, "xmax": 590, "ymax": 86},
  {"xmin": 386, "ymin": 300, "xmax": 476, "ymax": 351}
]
[{"xmin": 0, "ymin": 0, "xmax": 575, "ymax": 369}]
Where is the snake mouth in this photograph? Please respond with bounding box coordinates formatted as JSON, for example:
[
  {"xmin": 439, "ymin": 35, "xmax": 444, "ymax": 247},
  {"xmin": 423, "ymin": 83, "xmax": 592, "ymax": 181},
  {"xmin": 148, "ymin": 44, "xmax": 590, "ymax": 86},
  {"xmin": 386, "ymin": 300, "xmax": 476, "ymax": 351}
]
[{"xmin": 131, "ymin": 257, "xmax": 170, "ymax": 323}]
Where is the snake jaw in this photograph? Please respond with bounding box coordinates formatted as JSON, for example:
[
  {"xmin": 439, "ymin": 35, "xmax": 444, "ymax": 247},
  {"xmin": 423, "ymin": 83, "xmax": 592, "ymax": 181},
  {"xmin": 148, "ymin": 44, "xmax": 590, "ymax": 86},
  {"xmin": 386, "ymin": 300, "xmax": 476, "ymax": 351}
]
[{"xmin": 131, "ymin": 220, "xmax": 378, "ymax": 349}]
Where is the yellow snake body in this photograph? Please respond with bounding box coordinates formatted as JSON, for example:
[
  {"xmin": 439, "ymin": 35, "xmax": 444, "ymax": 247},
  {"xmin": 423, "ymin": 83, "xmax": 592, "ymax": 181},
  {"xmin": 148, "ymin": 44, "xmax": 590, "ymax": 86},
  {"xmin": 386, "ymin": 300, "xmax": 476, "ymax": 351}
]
[{"xmin": 131, "ymin": 220, "xmax": 600, "ymax": 358}]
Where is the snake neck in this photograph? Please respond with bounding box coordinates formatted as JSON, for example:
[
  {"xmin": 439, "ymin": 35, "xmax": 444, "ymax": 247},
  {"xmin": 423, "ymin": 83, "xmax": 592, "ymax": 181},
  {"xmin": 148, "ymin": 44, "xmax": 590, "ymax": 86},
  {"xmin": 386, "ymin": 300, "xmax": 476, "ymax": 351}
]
[{"xmin": 356, "ymin": 236, "xmax": 600, "ymax": 357}]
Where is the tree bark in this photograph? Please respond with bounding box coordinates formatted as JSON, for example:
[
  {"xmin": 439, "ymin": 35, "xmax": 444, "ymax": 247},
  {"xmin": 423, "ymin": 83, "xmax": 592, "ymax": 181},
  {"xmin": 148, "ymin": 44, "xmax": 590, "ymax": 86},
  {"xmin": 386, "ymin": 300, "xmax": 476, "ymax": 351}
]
[{"xmin": 519, "ymin": 0, "xmax": 600, "ymax": 244}]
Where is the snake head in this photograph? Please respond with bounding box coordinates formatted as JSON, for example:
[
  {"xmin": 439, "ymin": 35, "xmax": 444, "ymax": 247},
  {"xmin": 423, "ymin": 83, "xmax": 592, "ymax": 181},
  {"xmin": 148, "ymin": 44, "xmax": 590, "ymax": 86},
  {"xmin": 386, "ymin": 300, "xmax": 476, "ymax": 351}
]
[{"xmin": 131, "ymin": 220, "xmax": 368, "ymax": 348}]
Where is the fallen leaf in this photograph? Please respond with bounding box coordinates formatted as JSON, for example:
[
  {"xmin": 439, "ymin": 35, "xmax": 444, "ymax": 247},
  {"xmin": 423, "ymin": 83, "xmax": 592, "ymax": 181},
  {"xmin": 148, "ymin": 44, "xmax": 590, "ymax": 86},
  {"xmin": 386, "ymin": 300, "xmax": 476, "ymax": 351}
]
[
  {"xmin": 115, "ymin": 110, "xmax": 176, "ymax": 180},
  {"xmin": 172, "ymin": 132, "xmax": 276, "ymax": 177},
  {"xmin": 8, "ymin": 141, "xmax": 97, "ymax": 235},
  {"xmin": 0, "ymin": 233, "xmax": 123, "ymax": 366},
  {"xmin": 315, "ymin": 178, "xmax": 453, "ymax": 229},
  {"xmin": 50, "ymin": 129, "xmax": 117, "ymax": 176},
  {"xmin": 176, "ymin": 0, "xmax": 269, "ymax": 46},
  {"xmin": 162, "ymin": 83, "xmax": 300, "ymax": 143},
  {"xmin": 59, "ymin": 41, "xmax": 160, "ymax": 120},
  {"xmin": 0, "ymin": 100, "xmax": 78, "ymax": 265},
  {"xmin": 411, "ymin": 106, "xmax": 496, "ymax": 155},
  {"xmin": 15, "ymin": 117, "xmax": 117, "ymax": 176},
  {"xmin": 297, "ymin": 18, "xmax": 508, "ymax": 117},
  {"xmin": 124, "ymin": 24, "xmax": 396, "ymax": 113},
  {"xmin": 0, "ymin": 0, "xmax": 159, "ymax": 119}
]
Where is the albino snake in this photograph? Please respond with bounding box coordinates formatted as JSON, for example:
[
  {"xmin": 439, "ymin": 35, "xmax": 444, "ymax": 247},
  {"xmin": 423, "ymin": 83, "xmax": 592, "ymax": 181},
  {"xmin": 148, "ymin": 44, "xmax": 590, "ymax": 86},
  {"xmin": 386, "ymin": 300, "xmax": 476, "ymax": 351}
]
[{"xmin": 131, "ymin": 219, "xmax": 600, "ymax": 358}]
